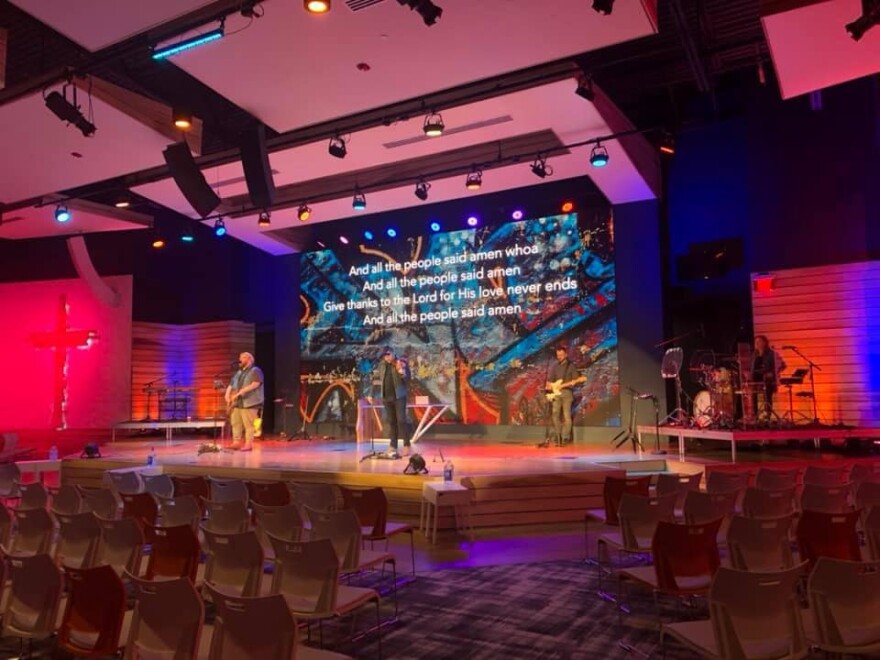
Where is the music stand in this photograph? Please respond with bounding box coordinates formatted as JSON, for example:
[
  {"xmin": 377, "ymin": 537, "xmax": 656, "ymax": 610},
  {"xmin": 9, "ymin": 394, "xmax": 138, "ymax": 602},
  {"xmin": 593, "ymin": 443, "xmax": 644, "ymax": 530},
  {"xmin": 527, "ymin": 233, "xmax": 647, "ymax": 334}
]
[
  {"xmin": 660, "ymin": 347, "xmax": 689, "ymax": 425},
  {"xmin": 779, "ymin": 368, "xmax": 809, "ymax": 425},
  {"xmin": 783, "ymin": 346, "xmax": 823, "ymax": 425}
]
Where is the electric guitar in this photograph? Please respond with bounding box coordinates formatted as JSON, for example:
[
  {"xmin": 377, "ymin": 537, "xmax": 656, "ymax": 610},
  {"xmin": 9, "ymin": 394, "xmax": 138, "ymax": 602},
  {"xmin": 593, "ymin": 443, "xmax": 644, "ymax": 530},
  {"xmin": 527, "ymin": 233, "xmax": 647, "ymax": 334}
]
[{"xmin": 545, "ymin": 376, "xmax": 587, "ymax": 402}]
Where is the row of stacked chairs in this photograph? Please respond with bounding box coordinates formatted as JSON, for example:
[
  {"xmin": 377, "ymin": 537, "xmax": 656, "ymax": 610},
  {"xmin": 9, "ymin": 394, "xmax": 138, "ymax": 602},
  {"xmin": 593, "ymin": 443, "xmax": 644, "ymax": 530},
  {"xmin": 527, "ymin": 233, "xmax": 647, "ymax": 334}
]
[
  {"xmin": 0, "ymin": 469, "xmax": 414, "ymax": 658},
  {"xmin": 584, "ymin": 462, "xmax": 880, "ymax": 657}
]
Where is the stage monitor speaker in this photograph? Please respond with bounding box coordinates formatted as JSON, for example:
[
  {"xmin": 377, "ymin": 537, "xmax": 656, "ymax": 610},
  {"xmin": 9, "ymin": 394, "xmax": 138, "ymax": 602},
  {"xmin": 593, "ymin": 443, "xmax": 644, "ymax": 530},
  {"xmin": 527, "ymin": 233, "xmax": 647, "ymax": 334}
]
[
  {"xmin": 80, "ymin": 443, "xmax": 101, "ymax": 459},
  {"xmin": 163, "ymin": 142, "xmax": 221, "ymax": 218},
  {"xmin": 403, "ymin": 453, "xmax": 429, "ymax": 475},
  {"xmin": 240, "ymin": 125, "xmax": 275, "ymax": 210}
]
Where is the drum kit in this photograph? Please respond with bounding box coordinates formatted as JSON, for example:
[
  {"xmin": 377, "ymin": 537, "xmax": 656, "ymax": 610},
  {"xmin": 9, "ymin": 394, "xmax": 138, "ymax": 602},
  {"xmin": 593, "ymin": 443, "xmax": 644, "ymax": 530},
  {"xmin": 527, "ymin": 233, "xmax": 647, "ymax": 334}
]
[{"xmin": 688, "ymin": 350, "xmax": 739, "ymax": 428}]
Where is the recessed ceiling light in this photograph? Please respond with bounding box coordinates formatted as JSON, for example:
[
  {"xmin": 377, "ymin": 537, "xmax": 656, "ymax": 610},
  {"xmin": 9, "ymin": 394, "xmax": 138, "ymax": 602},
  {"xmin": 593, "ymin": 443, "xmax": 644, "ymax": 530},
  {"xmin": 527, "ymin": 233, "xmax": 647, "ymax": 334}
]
[{"xmin": 305, "ymin": 0, "xmax": 331, "ymax": 13}]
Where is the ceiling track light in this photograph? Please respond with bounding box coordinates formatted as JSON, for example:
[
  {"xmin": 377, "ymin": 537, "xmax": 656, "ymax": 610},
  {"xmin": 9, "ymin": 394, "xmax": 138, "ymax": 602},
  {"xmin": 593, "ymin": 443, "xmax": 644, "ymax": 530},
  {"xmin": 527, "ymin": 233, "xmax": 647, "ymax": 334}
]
[
  {"xmin": 44, "ymin": 87, "xmax": 97, "ymax": 137},
  {"xmin": 396, "ymin": 0, "xmax": 443, "ymax": 26},
  {"xmin": 172, "ymin": 108, "xmax": 192, "ymax": 130},
  {"xmin": 152, "ymin": 234, "xmax": 166, "ymax": 249},
  {"xmin": 297, "ymin": 204, "xmax": 312, "ymax": 222},
  {"xmin": 846, "ymin": 1, "xmax": 880, "ymax": 41},
  {"xmin": 114, "ymin": 195, "xmax": 131, "ymax": 209},
  {"xmin": 214, "ymin": 218, "xmax": 227, "ymax": 236},
  {"xmin": 328, "ymin": 134, "xmax": 347, "ymax": 159},
  {"xmin": 590, "ymin": 142, "xmax": 610, "ymax": 167},
  {"xmin": 305, "ymin": 0, "xmax": 331, "ymax": 14},
  {"xmin": 423, "ymin": 112, "xmax": 445, "ymax": 137},
  {"xmin": 257, "ymin": 210, "xmax": 271, "ymax": 227},
  {"xmin": 575, "ymin": 75, "xmax": 595, "ymax": 102},
  {"xmin": 414, "ymin": 179, "xmax": 431, "ymax": 201},
  {"xmin": 592, "ymin": 0, "xmax": 614, "ymax": 15},
  {"xmin": 530, "ymin": 154, "xmax": 553, "ymax": 179},
  {"xmin": 181, "ymin": 229, "xmax": 195, "ymax": 243},
  {"xmin": 659, "ymin": 132, "xmax": 676, "ymax": 155},
  {"xmin": 465, "ymin": 167, "xmax": 483, "ymax": 191},
  {"xmin": 152, "ymin": 21, "xmax": 225, "ymax": 60},
  {"xmin": 54, "ymin": 204, "xmax": 71, "ymax": 223},
  {"xmin": 352, "ymin": 188, "xmax": 367, "ymax": 211}
]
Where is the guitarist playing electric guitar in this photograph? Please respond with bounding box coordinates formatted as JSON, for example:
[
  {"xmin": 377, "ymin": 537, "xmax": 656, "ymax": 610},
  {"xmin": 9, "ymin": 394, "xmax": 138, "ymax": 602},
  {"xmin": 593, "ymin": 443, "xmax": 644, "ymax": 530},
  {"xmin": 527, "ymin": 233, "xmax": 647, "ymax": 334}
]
[{"xmin": 545, "ymin": 345, "xmax": 586, "ymax": 446}]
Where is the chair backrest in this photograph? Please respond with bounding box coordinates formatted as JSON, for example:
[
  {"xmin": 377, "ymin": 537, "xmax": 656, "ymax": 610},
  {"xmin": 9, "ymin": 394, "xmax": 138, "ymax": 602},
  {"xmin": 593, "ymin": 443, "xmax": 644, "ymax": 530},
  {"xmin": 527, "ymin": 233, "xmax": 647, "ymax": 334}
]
[
  {"xmin": 742, "ymin": 486, "xmax": 797, "ymax": 519},
  {"xmin": 0, "ymin": 462, "xmax": 21, "ymax": 495},
  {"xmin": 855, "ymin": 481, "xmax": 880, "ymax": 513},
  {"xmin": 56, "ymin": 511, "xmax": 102, "ymax": 569},
  {"xmin": 683, "ymin": 490, "xmax": 738, "ymax": 525},
  {"xmin": 79, "ymin": 487, "xmax": 120, "ymax": 519},
  {"xmin": 202, "ymin": 528, "xmax": 264, "ymax": 597},
  {"xmin": 803, "ymin": 464, "xmax": 850, "ymax": 487},
  {"xmin": 656, "ymin": 472, "xmax": 702, "ymax": 497},
  {"xmin": 246, "ymin": 480, "xmax": 291, "ymax": 507},
  {"xmin": 203, "ymin": 498, "xmax": 250, "ymax": 534},
  {"xmin": 0, "ymin": 501, "xmax": 12, "ymax": 547},
  {"xmin": 157, "ymin": 494, "xmax": 201, "ymax": 530},
  {"xmin": 252, "ymin": 502, "xmax": 304, "ymax": 555},
  {"xmin": 95, "ymin": 515, "xmax": 144, "ymax": 577},
  {"xmin": 10, "ymin": 507, "xmax": 54, "ymax": 555},
  {"xmin": 51, "ymin": 484, "xmax": 84, "ymax": 516},
  {"xmin": 120, "ymin": 491, "xmax": 159, "ymax": 529},
  {"xmin": 205, "ymin": 585, "xmax": 297, "ymax": 660},
  {"xmin": 268, "ymin": 536, "xmax": 340, "ymax": 615},
  {"xmin": 107, "ymin": 470, "xmax": 143, "ymax": 495},
  {"xmin": 602, "ymin": 475, "xmax": 652, "ymax": 526},
  {"xmin": 726, "ymin": 514, "xmax": 795, "ymax": 572},
  {"xmin": 17, "ymin": 482, "xmax": 49, "ymax": 510},
  {"xmin": 618, "ymin": 492, "xmax": 677, "ymax": 551},
  {"xmin": 170, "ymin": 476, "xmax": 210, "ymax": 508},
  {"xmin": 801, "ymin": 483, "xmax": 853, "ymax": 514},
  {"xmin": 143, "ymin": 474, "xmax": 175, "ymax": 499},
  {"xmin": 209, "ymin": 478, "xmax": 250, "ymax": 505},
  {"xmin": 850, "ymin": 463, "xmax": 880, "ymax": 486},
  {"xmin": 58, "ymin": 564, "xmax": 127, "ymax": 657},
  {"xmin": 125, "ymin": 574, "xmax": 204, "ymax": 660},
  {"xmin": 339, "ymin": 486, "xmax": 388, "ymax": 537},
  {"xmin": 291, "ymin": 483, "xmax": 338, "ymax": 520},
  {"xmin": 755, "ymin": 467, "xmax": 799, "ymax": 491},
  {"xmin": 795, "ymin": 509, "xmax": 861, "ymax": 570},
  {"xmin": 865, "ymin": 505, "xmax": 880, "ymax": 561},
  {"xmin": 808, "ymin": 557, "xmax": 880, "ymax": 650},
  {"xmin": 651, "ymin": 518, "xmax": 722, "ymax": 593},
  {"xmin": 3, "ymin": 552, "xmax": 64, "ymax": 639},
  {"xmin": 145, "ymin": 523, "xmax": 201, "ymax": 582},
  {"xmin": 709, "ymin": 565, "xmax": 808, "ymax": 660},
  {"xmin": 307, "ymin": 507, "xmax": 363, "ymax": 570},
  {"xmin": 706, "ymin": 470, "xmax": 749, "ymax": 494}
]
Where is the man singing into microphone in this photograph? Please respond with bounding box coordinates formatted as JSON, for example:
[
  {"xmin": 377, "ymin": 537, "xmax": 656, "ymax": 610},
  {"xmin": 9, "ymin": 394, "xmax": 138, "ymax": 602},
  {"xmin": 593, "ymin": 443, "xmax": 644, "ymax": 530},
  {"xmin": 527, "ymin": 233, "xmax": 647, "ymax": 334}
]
[
  {"xmin": 375, "ymin": 348, "xmax": 410, "ymax": 458},
  {"xmin": 225, "ymin": 352, "xmax": 264, "ymax": 451}
]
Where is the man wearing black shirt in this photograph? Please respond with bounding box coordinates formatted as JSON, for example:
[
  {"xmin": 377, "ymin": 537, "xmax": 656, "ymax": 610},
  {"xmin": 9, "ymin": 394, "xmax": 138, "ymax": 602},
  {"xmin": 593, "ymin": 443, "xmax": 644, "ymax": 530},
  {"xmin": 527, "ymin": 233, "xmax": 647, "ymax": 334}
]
[
  {"xmin": 545, "ymin": 345, "xmax": 582, "ymax": 445},
  {"xmin": 751, "ymin": 335, "xmax": 786, "ymax": 418},
  {"xmin": 376, "ymin": 348, "xmax": 410, "ymax": 457}
]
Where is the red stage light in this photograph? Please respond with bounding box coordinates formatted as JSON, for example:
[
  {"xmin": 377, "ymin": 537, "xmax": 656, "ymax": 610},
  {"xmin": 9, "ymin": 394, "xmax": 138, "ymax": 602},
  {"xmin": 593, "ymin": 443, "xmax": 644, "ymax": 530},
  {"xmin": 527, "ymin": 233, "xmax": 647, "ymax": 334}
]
[
  {"xmin": 752, "ymin": 274, "xmax": 775, "ymax": 293},
  {"xmin": 561, "ymin": 201, "xmax": 574, "ymax": 213}
]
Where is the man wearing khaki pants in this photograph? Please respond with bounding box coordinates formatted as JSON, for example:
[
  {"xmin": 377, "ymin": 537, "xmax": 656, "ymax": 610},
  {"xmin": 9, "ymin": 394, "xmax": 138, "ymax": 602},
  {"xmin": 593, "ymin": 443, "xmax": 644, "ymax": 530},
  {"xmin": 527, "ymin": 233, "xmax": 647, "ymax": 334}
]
[{"xmin": 225, "ymin": 352, "xmax": 264, "ymax": 451}]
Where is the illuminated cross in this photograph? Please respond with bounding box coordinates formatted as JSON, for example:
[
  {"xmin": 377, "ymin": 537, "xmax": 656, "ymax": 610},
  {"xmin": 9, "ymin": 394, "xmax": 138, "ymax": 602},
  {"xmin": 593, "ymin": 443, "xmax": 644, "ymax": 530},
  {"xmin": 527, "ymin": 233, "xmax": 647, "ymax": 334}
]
[{"xmin": 29, "ymin": 295, "xmax": 98, "ymax": 430}]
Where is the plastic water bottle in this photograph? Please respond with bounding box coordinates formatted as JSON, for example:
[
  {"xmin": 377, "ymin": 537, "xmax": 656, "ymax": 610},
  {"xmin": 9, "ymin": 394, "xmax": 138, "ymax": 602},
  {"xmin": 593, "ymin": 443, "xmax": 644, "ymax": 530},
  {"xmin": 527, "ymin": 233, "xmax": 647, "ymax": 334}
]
[
  {"xmin": 443, "ymin": 460, "xmax": 454, "ymax": 483},
  {"xmin": 48, "ymin": 445, "xmax": 59, "ymax": 461},
  {"xmin": 147, "ymin": 447, "xmax": 157, "ymax": 467}
]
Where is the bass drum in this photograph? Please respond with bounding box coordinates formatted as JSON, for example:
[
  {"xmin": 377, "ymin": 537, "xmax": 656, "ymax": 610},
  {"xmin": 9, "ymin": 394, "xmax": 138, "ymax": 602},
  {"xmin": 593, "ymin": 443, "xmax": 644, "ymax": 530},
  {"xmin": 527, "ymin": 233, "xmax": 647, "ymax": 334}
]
[{"xmin": 693, "ymin": 390, "xmax": 713, "ymax": 428}]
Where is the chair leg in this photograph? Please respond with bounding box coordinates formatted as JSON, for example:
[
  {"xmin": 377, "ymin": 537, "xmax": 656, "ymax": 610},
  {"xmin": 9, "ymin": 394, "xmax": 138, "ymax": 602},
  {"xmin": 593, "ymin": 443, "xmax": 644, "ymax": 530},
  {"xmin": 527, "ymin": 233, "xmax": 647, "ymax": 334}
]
[
  {"xmin": 375, "ymin": 597, "xmax": 383, "ymax": 659},
  {"xmin": 408, "ymin": 529, "xmax": 416, "ymax": 576},
  {"xmin": 389, "ymin": 559, "xmax": 399, "ymax": 619}
]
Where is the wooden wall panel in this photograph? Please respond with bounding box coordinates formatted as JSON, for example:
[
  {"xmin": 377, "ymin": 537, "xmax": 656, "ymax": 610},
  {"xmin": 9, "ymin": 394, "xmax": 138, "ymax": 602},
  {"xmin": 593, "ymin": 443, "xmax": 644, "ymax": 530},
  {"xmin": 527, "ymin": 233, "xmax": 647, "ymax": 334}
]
[
  {"xmin": 752, "ymin": 262, "xmax": 880, "ymax": 426},
  {"xmin": 130, "ymin": 321, "xmax": 254, "ymax": 421}
]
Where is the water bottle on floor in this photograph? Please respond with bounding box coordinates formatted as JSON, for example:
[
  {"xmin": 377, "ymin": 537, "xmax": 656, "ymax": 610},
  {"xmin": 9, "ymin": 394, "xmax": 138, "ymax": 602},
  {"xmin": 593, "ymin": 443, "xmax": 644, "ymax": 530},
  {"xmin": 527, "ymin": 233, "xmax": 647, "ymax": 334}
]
[
  {"xmin": 147, "ymin": 447, "xmax": 157, "ymax": 466},
  {"xmin": 443, "ymin": 460, "xmax": 454, "ymax": 482}
]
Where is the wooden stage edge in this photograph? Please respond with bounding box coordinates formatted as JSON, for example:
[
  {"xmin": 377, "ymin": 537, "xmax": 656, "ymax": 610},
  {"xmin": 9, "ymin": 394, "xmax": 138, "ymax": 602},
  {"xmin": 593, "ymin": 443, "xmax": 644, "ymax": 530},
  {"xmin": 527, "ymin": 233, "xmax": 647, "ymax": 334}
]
[{"xmin": 60, "ymin": 437, "xmax": 680, "ymax": 530}]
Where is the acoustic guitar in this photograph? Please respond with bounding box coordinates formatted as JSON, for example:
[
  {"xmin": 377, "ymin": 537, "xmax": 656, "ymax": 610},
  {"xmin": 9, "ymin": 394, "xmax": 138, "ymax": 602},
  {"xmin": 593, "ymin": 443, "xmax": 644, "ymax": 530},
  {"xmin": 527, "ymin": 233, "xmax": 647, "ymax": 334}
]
[
  {"xmin": 226, "ymin": 390, "xmax": 263, "ymax": 437},
  {"xmin": 545, "ymin": 376, "xmax": 587, "ymax": 402}
]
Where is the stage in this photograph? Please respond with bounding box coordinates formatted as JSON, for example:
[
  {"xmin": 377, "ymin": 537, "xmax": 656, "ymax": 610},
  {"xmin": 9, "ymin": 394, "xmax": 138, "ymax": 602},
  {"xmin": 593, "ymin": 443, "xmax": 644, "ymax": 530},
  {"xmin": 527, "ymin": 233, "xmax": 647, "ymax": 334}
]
[{"xmin": 59, "ymin": 436, "xmax": 685, "ymax": 529}]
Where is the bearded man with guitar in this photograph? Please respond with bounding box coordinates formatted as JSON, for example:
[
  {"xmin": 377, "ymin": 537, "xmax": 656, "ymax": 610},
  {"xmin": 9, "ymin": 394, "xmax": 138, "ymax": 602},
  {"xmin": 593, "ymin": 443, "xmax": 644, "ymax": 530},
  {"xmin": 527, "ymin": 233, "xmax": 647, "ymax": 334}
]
[
  {"xmin": 225, "ymin": 352, "xmax": 264, "ymax": 451},
  {"xmin": 545, "ymin": 345, "xmax": 586, "ymax": 446}
]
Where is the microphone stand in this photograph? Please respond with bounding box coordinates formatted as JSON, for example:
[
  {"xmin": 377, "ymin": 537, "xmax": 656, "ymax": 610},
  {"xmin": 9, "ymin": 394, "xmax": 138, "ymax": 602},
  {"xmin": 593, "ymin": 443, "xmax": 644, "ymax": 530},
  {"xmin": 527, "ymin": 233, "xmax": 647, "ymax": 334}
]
[
  {"xmin": 785, "ymin": 346, "xmax": 822, "ymax": 425},
  {"xmin": 142, "ymin": 375, "xmax": 167, "ymax": 421},
  {"xmin": 537, "ymin": 357, "xmax": 556, "ymax": 449}
]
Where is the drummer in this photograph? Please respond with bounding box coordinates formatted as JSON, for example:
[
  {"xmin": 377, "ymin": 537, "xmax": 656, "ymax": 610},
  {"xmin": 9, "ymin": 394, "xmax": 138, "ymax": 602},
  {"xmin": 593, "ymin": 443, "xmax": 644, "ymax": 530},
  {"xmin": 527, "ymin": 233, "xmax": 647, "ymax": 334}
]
[{"xmin": 752, "ymin": 335, "xmax": 786, "ymax": 417}]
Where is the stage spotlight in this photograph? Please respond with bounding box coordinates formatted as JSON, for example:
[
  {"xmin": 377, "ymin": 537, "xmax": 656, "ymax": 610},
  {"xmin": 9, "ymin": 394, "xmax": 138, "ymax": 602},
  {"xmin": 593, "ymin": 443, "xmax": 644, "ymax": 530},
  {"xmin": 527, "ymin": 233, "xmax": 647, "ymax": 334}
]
[
  {"xmin": 465, "ymin": 167, "xmax": 482, "ymax": 191},
  {"xmin": 352, "ymin": 189, "xmax": 367, "ymax": 211},
  {"xmin": 152, "ymin": 24, "xmax": 224, "ymax": 60},
  {"xmin": 846, "ymin": 1, "xmax": 880, "ymax": 41},
  {"xmin": 55, "ymin": 205, "xmax": 71, "ymax": 223},
  {"xmin": 339, "ymin": 235, "xmax": 349, "ymax": 245},
  {"xmin": 172, "ymin": 108, "xmax": 192, "ymax": 130},
  {"xmin": 414, "ymin": 179, "xmax": 431, "ymax": 201},
  {"xmin": 257, "ymin": 211, "xmax": 271, "ymax": 227},
  {"xmin": 316, "ymin": 240, "xmax": 326, "ymax": 248},
  {"xmin": 214, "ymin": 218, "xmax": 227, "ymax": 236},
  {"xmin": 575, "ymin": 76, "xmax": 595, "ymax": 102},
  {"xmin": 328, "ymin": 135, "xmax": 347, "ymax": 159},
  {"xmin": 114, "ymin": 195, "xmax": 131, "ymax": 209},
  {"xmin": 305, "ymin": 0, "xmax": 331, "ymax": 13},
  {"xmin": 467, "ymin": 215, "xmax": 479, "ymax": 227},
  {"xmin": 590, "ymin": 143, "xmax": 609, "ymax": 167},
  {"xmin": 45, "ymin": 90, "xmax": 97, "ymax": 137},
  {"xmin": 511, "ymin": 209, "xmax": 524, "ymax": 220},
  {"xmin": 530, "ymin": 154, "xmax": 552, "ymax": 179},
  {"xmin": 396, "ymin": 0, "xmax": 443, "ymax": 26},
  {"xmin": 659, "ymin": 132, "xmax": 675, "ymax": 155},
  {"xmin": 429, "ymin": 221, "xmax": 441, "ymax": 232},
  {"xmin": 181, "ymin": 230, "xmax": 195, "ymax": 243},
  {"xmin": 423, "ymin": 112, "xmax": 445, "ymax": 137},
  {"xmin": 592, "ymin": 0, "xmax": 613, "ymax": 15},
  {"xmin": 386, "ymin": 228, "xmax": 397, "ymax": 238},
  {"xmin": 363, "ymin": 230, "xmax": 374, "ymax": 241},
  {"xmin": 152, "ymin": 235, "xmax": 166, "ymax": 249},
  {"xmin": 297, "ymin": 204, "xmax": 311, "ymax": 222},
  {"xmin": 561, "ymin": 201, "xmax": 575, "ymax": 213}
]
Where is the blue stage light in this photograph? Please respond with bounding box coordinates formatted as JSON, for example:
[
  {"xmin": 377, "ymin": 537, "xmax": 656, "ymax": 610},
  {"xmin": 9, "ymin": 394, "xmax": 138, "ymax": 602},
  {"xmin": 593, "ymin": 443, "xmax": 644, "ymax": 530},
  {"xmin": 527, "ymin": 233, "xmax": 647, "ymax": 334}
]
[
  {"xmin": 511, "ymin": 209, "xmax": 524, "ymax": 220},
  {"xmin": 386, "ymin": 228, "xmax": 397, "ymax": 238},
  {"xmin": 467, "ymin": 215, "xmax": 479, "ymax": 227},
  {"xmin": 55, "ymin": 205, "xmax": 71, "ymax": 223},
  {"xmin": 152, "ymin": 26, "xmax": 224, "ymax": 60},
  {"xmin": 363, "ymin": 230, "xmax": 374, "ymax": 241},
  {"xmin": 429, "ymin": 221, "xmax": 441, "ymax": 232},
  {"xmin": 214, "ymin": 218, "xmax": 226, "ymax": 237}
]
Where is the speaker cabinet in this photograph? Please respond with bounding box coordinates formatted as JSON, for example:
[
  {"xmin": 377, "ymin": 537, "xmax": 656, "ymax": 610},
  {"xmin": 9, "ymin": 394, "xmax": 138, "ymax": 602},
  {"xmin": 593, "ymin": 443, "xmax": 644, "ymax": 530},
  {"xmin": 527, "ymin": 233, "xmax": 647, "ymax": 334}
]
[
  {"xmin": 240, "ymin": 125, "xmax": 275, "ymax": 210},
  {"xmin": 163, "ymin": 142, "xmax": 220, "ymax": 218}
]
